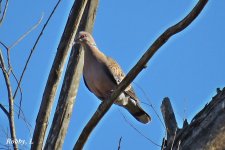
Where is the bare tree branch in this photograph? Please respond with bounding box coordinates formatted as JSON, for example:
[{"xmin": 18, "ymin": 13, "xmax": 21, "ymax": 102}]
[
  {"xmin": 9, "ymin": 15, "xmax": 43, "ymax": 50},
  {"xmin": 11, "ymin": 1, "xmax": 59, "ymax": 119},
  {"xmin": 2, "ymin": 15, "xmax": 43, "ymax": 118},
  {"xmin": 0, "ymin": 103, "xmax": 31, "ymax": 136},
  {"xmin": 134, "ymin": 82, "xmax": 166, "ymax": 129},
  {"xmin": 0, "ymin": 49, "xmax": 18, "ymax": 150},
  {"xmin": 0, "ymin": 103, "xmax": 9, "ymax": 118},
  {"xmin": 74, "ymin": 0, "xmax": 208, "ymax": 149},
  {"xmin": 0, "ymin": 41, "xmax": 11, "ymax": 74},
  {"xmin": 31, "ymin": 0, "xmax": 90, "ymax": 149},
  {"xmin": 11, "ymin": 71, "xmax": 23, "ymax": 118},
  {"xmin": 14, "ymin": 108, "xmax": 32, "ymax": 137},
  {"xmin": 0, "ymin": 41, "xmax": 22, "ymax": 99},
  {"xmin": 0, "ymin": 41, "xmax": 8, "ymax": 51},
  {"xmin": 0, "ymin": 0, "xmax": 8, "ymax": 26},
  {"xmin": 0, "ymin": 42, "xmax": 23, "ymax": 119},
  {"xmin": 13, "ymin": 14, "xmax": 47, "ymax": 99},
  {"xmin": 117, "ymin": 137, "xmax": 122, "ymax": 150},
  {"xmin": 44, "ymin": 0, "xmax": 98, "ymax": 149},
  {"xmin": 120, "ymin": 110, "xmax": 161, "ymax": 147}
]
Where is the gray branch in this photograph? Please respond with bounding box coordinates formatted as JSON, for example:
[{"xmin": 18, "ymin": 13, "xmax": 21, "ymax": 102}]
[
  {"xmin": 74, "ymin": 0, "xmax": 208, "ymax": 149},
  {"xmin": 0, "ymin": 48, "xmax": 18, "ymax": 150},
  {"xmin": 31, "ymin": 0, "xmax": 89, "ymax": 149},
  {"xmin": 0, "ymin": 0, "xmax": 9, "ymax": 26},
  {"xmin": 44, "ymin": 0, "xmax": 99, "ymax": 149},
  {"xmin": 0, "ymin": 103, "xmax": 9, "ymax": 118}
]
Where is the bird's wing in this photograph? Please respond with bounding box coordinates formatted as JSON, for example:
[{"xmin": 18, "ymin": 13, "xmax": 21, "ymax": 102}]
[
  {"xmin": 106, "ymin": 57, "xmax": 139, "ymax": 102},
  {"xmin": 106, "ymin": 57, "xmax": 125, "ymax": 84}
]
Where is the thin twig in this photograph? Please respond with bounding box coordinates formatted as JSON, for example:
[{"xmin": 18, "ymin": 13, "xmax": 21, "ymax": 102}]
[
  {"xmin": 0, "ymin": 48, "xmax": 18, "ymax": 150},
  {"xmin": 0, "ymin": 125, "xmax": 8, "ymax": 139},
  {"xmin": 0, "ymin": 126, "xmax": 11, "ymax": 150},
  {"xmin": 0, "ymin": 103, "xmax": 9, "ymax": 118},
  {"xmin": 1, "ymin": 103, "xmax": 31, "ymax": 138},
  {"xmin": 0, "ymin": 41, "xmax": 8, "ymax": 50},
  {"xmin": 5, "ymin": 103, "xmax": 33, "ymax": 137},
  {"xmin": 0, "ymin": 0, "xmax": 8, "ymax": 26},
  {"xmin": 119, "ymin": 110, "xmax": 161, "ymax": 147},
  {"xmin": 6, "ymin": 47, "xmax": 11, "ymax": 74},
  {"xmin": 9, "ymin": 15, "xmax": 43, "ymax": 49},
  {"xmin": 117, "ymin": 137, "xmax": 122, "ymax": 150},
  {"xmin": 0, "ymin": 143, "xmax": 11, "ymax": 150},
  {"xmin": 74, "ymin": 0, "xmax": 208, "ymax": 149},
  {"xmin": 0, "ymin": 42, "xmax": 23, "ymax": 118},
  {"xmin": 0, "ymin": 41, "xmax": 10, "ymax": 72},
  {"xmin": 133, "ymin": 83, "xmax": 169, "ymax": 149},
  {"xmin": 134, "ymin": 82, "xmax": 166, "ymax": 129},
  {"xmin": 14, "ymin": 109, "xmax": 32, "ymax": 137},
  {"xmin": 11, "ymin": 71, "xmax": 23, "ymax": 118},
  {"xmin": 13, "ymin": 4, "xmax": 56, "ymax": 100},
  {"xmin": 0, "ymin": 15, "xmax": 40, "ymax": 118}
]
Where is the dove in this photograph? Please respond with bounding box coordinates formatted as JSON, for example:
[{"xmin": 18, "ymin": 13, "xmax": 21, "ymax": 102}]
[{"xmin": 75, "ymin": 31, "xmax": 151, "ymax": 124}]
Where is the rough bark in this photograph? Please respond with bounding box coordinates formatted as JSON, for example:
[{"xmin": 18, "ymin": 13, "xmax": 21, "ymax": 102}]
[
  {"xmin": 161, "ymin": 87, "xmax": 225, "ymax": 150},
  {"xmin": 161, "ymin": 97, "xmax": 178, "ymax": 149},
  {"xmin": 31, "ymin": 0, "xmax": 89, "ymax": 149},
  {"xmin": 74, "ymin": 0, "xmax": 208, "ymax": 149},
  {"xmin": 44, "ymin": 0, "xmax": 99, "ymax": 149}
]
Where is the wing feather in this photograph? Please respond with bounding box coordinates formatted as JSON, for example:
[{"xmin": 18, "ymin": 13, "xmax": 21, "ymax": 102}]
[{"xmin": 106, "ymin": 57, "xmax": 139, "ymax": 102}]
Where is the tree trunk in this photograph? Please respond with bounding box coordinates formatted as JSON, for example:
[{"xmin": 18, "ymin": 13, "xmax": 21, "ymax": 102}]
[
  {"xmin": 44, "ymin": 0, "xmax": 99, "ymax": 149},
  {"xmin": 31, "ymin": 0, "xmax": 89, "ymax": 149},
  {"xmin": 161, "ymin": 87, "xmax": 225, "ymax": 150}
]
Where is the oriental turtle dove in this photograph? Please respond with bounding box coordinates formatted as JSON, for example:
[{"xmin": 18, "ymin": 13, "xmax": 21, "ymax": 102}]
[{"xmin": 75, "ymin": 31, "xmax": 151, "ymax": 124}]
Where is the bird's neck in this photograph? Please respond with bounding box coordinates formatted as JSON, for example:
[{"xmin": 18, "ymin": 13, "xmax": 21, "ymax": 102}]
[
  {"xmin": 83, "ymin": 42, "xmax": 105, "ymax": 58},
  {"xmin": 84, "ymin": 40, "xmax": 98, "ymax": 49}
]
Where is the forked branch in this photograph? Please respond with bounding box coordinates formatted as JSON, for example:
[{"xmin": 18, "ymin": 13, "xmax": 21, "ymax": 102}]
[
  {"xmin": 74, "ymin": 0, "xmax": 208, "ymax": 149},
  {"xmin": 0, "ymin": 49, "xmax": 18, "ymax": 150},
  {"xmin": 0, "ymin": 0, "xmax": 9, "ymax": 26}
]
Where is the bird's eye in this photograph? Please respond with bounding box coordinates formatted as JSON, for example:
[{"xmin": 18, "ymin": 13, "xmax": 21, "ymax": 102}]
[{"xmin": 80, "ymin": 34, "xmax": 87, "ymax": 39}]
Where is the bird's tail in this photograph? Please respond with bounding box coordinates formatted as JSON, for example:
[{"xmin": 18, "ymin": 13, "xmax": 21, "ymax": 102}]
[{"xmin": 124, "ymin": 98, "xmax": 151, "ymax": 124}]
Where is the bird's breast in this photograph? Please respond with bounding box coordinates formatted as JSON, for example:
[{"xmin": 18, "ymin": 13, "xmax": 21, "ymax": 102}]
[{"xmin": 83, "ymin": 58, "xmax": 116, "ymax": 99}]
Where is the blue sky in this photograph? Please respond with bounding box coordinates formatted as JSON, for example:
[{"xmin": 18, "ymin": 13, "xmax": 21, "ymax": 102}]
[{"xmin": 0, "ymin": 0, "xmax": 225, "ymax": 150}]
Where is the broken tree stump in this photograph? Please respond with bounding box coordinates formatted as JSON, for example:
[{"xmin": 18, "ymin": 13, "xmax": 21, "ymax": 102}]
[{"xmin": 161, "ymin": 87, "xmax": 225, "ymax": 150}]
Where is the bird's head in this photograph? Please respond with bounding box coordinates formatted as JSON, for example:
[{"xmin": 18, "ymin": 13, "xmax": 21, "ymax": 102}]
[{"xmin": 75, "ymin": 31, "xmax": 96, "ymax": 46}]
